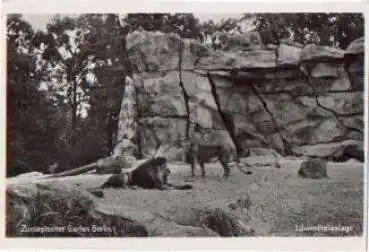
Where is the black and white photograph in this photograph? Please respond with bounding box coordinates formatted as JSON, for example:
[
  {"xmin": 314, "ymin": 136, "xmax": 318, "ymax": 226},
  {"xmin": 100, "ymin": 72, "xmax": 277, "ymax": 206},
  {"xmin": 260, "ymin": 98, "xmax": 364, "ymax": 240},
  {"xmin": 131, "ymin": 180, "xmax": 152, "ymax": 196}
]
[{"xmin": 2, "ymin": 5, "xmax": 366, "ymax": 249}]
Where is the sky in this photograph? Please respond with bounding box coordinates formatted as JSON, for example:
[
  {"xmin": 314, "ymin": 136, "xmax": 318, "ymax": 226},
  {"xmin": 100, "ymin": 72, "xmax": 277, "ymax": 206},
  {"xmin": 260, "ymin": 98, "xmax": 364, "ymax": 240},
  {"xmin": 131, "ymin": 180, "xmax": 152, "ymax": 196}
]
[{"xmin": 22, "ymin": 13, "xmax": 244, "ymax": 31}]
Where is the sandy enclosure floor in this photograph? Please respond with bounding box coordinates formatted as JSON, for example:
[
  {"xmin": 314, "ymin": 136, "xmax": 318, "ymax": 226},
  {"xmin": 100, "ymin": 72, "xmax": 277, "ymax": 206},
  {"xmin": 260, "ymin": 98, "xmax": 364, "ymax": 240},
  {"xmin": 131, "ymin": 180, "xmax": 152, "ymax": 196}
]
[{"xmin": 100, "ymin": 158, "xmax": 364, "ymax": 236}]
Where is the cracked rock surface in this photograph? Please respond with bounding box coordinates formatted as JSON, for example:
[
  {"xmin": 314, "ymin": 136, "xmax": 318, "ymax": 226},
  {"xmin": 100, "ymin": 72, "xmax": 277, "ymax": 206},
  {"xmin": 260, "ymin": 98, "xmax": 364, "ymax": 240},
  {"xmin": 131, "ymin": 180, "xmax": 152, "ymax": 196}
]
[{"xmin": 118, "ymin": 31, "xmax": 364, "ymax": 161}]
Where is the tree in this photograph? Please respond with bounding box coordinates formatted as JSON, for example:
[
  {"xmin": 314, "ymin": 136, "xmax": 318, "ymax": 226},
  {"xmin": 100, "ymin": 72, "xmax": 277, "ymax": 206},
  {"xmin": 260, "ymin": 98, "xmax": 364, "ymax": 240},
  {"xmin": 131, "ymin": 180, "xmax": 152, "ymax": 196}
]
[
  {"xmin": 217, "ymin": 18, "xmax": 240, "ymax": 33},
  {"xmin": 33, "ymin": 15, "xmax": 92, "ymax": 132},
  {"xmin": 77, "ymin": 14, "xmax": 127, "ymax": 160},
  {"xmin": 249, "ymin": 13, "xmax": 364, "ymax": 48},
  {"xmin": 32, "ymin": 14, "xmax": 127, "ymax": 166},
  {"xmin": 200, "ymin": 20, "xmax": 216, "ymax": 44},
  {"xmin": 7, "ymin": 14, "xmax": 61, "ymax": 176},
  {"xmin": 198, "ymin": 17, "xmax": 248, "ymax": 49},
  {"xmin": 123, "ymin": 13, "xmax": 203, "ymax": 40}
]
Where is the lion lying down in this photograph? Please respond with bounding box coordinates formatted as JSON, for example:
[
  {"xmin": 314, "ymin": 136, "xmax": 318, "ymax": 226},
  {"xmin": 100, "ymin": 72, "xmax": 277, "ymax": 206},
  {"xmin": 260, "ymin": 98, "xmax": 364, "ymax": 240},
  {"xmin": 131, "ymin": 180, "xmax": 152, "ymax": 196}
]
[{"xmin": 101, "ymin": 157, "xmax": 193, "ymax": 190}]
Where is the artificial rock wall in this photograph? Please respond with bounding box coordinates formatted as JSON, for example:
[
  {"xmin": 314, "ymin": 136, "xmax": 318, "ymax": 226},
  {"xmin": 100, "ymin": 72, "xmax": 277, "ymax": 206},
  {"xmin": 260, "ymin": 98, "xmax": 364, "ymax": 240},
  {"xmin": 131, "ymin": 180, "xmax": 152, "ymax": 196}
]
[{"xmin": 113, "ymin": 31, "xmax": 364, "ymax": 161}]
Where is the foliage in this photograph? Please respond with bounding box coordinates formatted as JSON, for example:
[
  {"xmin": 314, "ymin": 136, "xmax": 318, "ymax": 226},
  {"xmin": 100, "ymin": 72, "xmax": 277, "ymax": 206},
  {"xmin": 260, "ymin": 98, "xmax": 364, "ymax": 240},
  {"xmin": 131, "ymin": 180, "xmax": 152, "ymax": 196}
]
[
  {"xmin": 7, "ymin": 15, "xmax": 62, "ymax": 176},
  {"xmin": 32, "ymin": 14, "xmax": 127, "ymax": 167},
  {"xmin": 79, "ymin": 14, "xmax": 126, "ymax": 157},
  {"xmin": 200, "ymin": 18, "xmax": 241, "ymax": 45},
  {"xmin": 124, "ymin": 13, "xmax": 203, "ymax": 40},
  {"xmin": 249, "ymin": 13, "xmax": 364, "ymax": 48},
  {"xmin": 6, "ymin": 187, "xmax": 148, "ymax": 237}
]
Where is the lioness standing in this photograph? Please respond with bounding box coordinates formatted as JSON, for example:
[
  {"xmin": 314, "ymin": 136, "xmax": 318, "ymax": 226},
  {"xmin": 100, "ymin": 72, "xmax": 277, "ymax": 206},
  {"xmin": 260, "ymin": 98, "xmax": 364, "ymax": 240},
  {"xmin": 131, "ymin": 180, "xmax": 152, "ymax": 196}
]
[{"xmin": 186, "ymin": 124, "xmax": 252, "ymax": 179}]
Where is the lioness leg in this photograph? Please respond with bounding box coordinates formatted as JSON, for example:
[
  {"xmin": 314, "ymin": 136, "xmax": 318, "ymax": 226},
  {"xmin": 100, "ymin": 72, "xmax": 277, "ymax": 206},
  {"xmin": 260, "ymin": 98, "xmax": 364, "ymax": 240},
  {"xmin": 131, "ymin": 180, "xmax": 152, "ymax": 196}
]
[
  {"xmin": 220, "ymin": 159, "xmax": 230, "ymax": 179},
  {"xmin": 200, "ymin": 162, "xmax": 206, "ymax": 178},
  {"xmin": 191, "ymin": 160, "xmax": 196, "ymax": 178}
]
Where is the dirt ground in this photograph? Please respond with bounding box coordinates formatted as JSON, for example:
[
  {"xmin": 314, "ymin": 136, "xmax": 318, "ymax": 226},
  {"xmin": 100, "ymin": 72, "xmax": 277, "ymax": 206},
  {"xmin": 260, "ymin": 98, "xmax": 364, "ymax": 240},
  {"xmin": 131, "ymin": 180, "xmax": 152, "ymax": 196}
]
[{"xmin": 100, "ymin": 158, "xmax": 364, "ymax": 236}]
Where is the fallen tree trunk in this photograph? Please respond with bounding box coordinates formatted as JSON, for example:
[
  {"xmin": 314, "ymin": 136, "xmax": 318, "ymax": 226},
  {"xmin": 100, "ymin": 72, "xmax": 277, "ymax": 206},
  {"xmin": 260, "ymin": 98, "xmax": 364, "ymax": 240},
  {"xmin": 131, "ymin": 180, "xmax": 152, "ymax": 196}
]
[
  {"xmin": 7, "ymin": 158, "xmax": 190, "ymax": 191},
  {"xmin": 7, "ymin": 158, "xmax": 149, "ymax": 189},
  {"xmin": 47, "ymin": 155, "xmax": 137, "ymax": 179}
]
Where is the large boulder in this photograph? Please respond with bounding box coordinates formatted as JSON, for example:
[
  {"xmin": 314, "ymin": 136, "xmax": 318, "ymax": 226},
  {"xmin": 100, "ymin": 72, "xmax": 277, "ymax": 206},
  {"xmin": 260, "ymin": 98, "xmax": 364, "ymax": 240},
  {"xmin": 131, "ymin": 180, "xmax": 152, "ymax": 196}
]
[
  {"xmin": 310, "ymin": 62, "xmax": 341, "ymax": 78},
  {"xmin": 333, "ymin": 144, "xmax": 364, "ymax": 162},
  {"xmin": 135, "ymin": 71, "xmax": 186, "ymax": 117},
  {"xmin": 345, "ymin": 37, "xmax": 364, "ymax": 92},
  {"xmin": 185, "ymin": 43, "xmax": 276, "ymax": 70},
  {"xmin": 211, "ymin": 50, "xmax": 275, "ymax": 69},
  {"xmin": 277, "ymin": 44, "xmax": 302, "ymax": 66},
  {"xmin": 301, "ymin": 44, "xmax": 345, "ymax": 61},
  {"xmin": 292, "ymin": 140, "xmax": 363, "ymax": 162},
  {"xmin": 345, "ymin": 37, "xmax": 364, "ymax": 55},
  {"xmin": 340, "ymin": 115, "xmax": 363, "ymax": 136},
  {"xmin": 330, "ymin": 75, "xmax": 352, "ymax": 91},
  {"xmin": 181, "ymin": 72, "xmax": 218, "ymax": 110},
  {"xmin": 285, "ymin": 117, "xmax": 347, "ymax": 146},
  {"xmin": 317, "ymin": 92, "xmax": 363, "ymax": 115},
  {"xmin": 298, "ymin": 157, "xmax": 328, "ymax": 179},
  {"xmin": 126, "ymin": 31, "xmax": 181, "ymax": 72},
  {"xmin": 138, "ymin": 117, "xmax": 187, "ymax": 159}
]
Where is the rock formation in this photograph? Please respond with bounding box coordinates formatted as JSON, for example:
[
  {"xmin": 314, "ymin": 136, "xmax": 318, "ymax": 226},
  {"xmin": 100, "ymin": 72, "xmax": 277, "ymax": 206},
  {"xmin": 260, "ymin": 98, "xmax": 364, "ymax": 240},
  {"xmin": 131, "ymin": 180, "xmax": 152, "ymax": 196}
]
[
  {"xmin": 116, "ymin": 30, "xmax": 364, "ymax": 162},
  {"xmin": 298, "ymin": 157, "xmax": 328, "ymax": 179},
  {"xmin": 112, "ymin": 76, "xmax": 139, "ymax": 157},
  {"xmin": 6, "ymin": 182, "xmax": 250, "ymax": 237}
]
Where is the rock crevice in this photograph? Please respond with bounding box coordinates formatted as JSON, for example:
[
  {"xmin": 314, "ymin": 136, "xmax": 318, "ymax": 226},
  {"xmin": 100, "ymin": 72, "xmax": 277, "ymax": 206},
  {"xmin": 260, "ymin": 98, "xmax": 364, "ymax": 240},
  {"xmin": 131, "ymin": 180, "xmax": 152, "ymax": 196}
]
[
  {"xmin": 206, "ymin": 72, "xmax": 241, "ymax": 159},
  {"xmin": 298, "ymin": 65, "xmax": 363, "ymax": 134},
  {"xmin": 178, "ymin": 38, "xmax": 191, "ymax": 146},
  {"xmin": 247, "ymin": 81, "xmax": 293, "ymax": 155}
]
